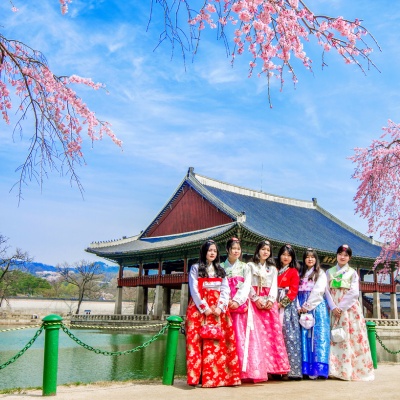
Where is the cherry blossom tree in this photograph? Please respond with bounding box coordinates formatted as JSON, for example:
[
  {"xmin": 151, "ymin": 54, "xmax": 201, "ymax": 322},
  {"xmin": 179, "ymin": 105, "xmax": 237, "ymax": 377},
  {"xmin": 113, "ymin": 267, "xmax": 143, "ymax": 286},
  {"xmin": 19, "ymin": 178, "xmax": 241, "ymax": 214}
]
[
  {"xmin": 352, "ymin": 120, "xmax": 400, "ymax": 268},
  {"xmin": 151, "ymin": 0, "xmax": 379, "ymax": 104},
  {"xmin": 1, "ymin": 2, "xmax": 122, "ymax": 199}
]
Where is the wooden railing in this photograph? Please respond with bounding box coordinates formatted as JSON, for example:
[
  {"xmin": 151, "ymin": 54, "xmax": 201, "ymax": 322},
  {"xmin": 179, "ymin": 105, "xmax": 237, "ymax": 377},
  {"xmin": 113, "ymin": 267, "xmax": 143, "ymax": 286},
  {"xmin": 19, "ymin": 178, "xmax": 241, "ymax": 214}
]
[
  {"xmin": 118, "ymin": 273, "xmax": 189, "ymax": 287},
  {"xmin": 118, "ymin": 274, "xmax": 398, "ymax": 292},
  {"xmin": 360, "ymin": 282, "xmax": 397, "ymax": 293}
]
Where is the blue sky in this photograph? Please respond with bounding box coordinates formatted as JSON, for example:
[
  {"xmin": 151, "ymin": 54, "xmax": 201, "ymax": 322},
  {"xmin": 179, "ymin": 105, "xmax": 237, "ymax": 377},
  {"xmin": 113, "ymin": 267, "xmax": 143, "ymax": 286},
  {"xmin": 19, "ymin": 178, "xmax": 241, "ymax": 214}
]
[{"xmin": 1, "ymin": 1, "xmax": 399, "ymax": 266}]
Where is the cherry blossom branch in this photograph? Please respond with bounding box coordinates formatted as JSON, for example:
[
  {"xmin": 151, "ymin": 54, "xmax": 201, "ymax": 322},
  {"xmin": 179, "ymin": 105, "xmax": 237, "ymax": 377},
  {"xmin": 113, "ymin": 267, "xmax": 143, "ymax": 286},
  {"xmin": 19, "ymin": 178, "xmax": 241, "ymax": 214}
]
[
  {"xmin": 351, "ymin": 120, "xmax": 400, "ymax": 269},
  {"xmin": 152, "ymin": 0, "xmax": 380, "ymax": 106},
  {"xmin": 0, "ymin": 33, "xmax": 122, "ymax": 200}
]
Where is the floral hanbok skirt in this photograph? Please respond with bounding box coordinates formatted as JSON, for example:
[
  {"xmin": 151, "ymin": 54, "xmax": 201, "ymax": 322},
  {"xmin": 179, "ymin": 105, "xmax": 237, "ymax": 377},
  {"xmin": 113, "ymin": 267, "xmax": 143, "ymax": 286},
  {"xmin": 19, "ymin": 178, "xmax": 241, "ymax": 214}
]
[
  {"xmin": 231, "ymin": 285, "xmax": 289, "ymax": 381},
  {"xmin": 328, "ymin": 288, "xmax": 374, "ymax": 381},
  {"xmin": 298, "ymin": 291, "xmax": 330, "ymax": 378},
  {"xmin": 185, "ymin": 287, "xmax": 241, "ymax": 388},
  {"xmin": 279, "ymin": 289, "xmax": 302, "ymax": 378}
]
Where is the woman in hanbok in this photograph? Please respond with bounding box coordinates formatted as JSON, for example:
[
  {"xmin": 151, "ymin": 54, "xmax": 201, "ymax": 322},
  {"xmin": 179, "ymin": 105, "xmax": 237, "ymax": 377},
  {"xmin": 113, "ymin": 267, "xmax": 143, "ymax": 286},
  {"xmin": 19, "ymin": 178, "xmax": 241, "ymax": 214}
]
[
  {"xmin": 297, "ymin": 248, "xmax": 330, "ymax": 379},
  {"xmin": 185, "ymin": 239, "xmax": 241, "ymax": 388},
  {"xmin": 220, "ymin": 237, "xmax": 252, "ymax": 378},
  {"xmin": 277, "ymin": 244, "xmax": 302, "ymax": 379},
  {"xmin": 325, "ymin": 244, "xmax": 374, "ymax": 381},
  {"xmin": 244, "ymin": 240, "xmax": 290, "ymax": 381}
]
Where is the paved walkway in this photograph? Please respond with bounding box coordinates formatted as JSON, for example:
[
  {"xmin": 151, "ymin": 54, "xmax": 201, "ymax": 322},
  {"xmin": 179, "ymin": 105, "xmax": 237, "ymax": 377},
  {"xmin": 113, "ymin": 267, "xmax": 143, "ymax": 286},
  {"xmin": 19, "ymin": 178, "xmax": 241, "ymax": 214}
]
[{"xmin": 1, "ymin": 363, "xmax": 398, "ymax": 400}]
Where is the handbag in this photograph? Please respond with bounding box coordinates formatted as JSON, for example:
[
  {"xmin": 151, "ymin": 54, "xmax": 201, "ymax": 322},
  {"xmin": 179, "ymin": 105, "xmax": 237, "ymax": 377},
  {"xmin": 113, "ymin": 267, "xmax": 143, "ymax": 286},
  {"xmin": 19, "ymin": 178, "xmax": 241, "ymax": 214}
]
[
  {"xmin": 331, "ymin": 319, "xmax": 347, "ymax": 343},
  {"xmin": 199, "ymin": 316, "xmax": 223, "ymax": 340},
  {"xmin": 299, "ymin": 313, "xmax": 315, "ymax": 329}
]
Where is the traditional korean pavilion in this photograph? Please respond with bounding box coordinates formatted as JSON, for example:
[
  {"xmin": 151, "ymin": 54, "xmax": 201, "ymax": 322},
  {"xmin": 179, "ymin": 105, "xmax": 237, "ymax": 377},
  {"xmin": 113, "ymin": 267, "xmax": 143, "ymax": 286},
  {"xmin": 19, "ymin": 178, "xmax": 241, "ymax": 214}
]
[{"xmin": 86, "ymin": 167, "xmax": 398, "ymax": 319}]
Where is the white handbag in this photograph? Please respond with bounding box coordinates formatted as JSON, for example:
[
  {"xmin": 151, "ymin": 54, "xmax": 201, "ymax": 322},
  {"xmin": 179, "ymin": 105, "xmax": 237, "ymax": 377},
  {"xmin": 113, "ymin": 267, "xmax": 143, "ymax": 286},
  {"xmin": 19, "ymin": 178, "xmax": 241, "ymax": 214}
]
[
  {"xmin": 299, "ymin": 313, "xmax": 315, "ymax": 329},
  {"xmin": 331, "ymin": 325, "xmax": 347, "ymax": 343}
]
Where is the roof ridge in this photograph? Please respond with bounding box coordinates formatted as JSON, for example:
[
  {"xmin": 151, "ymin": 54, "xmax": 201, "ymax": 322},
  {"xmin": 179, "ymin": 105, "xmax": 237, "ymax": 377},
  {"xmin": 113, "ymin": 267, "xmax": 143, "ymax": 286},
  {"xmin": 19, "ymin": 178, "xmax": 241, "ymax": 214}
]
[{"xmin": 194, "ymin": 172, "xmax": 315, "ymax": 209}]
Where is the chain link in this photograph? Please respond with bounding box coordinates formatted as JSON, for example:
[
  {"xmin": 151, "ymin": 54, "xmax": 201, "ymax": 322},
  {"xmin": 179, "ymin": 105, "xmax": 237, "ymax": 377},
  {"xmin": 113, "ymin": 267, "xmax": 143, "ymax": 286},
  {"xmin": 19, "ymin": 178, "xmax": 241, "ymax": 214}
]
[
  {"xmin": 0, "ymin": 326, "xmax": 44, "ymax": 370},
  {"xmin": 60, "ymin": 322, "xmax": 169, "ymax": 356},
  {"xmin": 64, "ymin": 322, "xmax": 166, "ymax": 330},
  {"xmin": 0, "ymin": 324, "xmax": 41, "ymax": 333},
  {"xmin": 375, "ymin": 332, "xmax": 400, "ymax": 355}
]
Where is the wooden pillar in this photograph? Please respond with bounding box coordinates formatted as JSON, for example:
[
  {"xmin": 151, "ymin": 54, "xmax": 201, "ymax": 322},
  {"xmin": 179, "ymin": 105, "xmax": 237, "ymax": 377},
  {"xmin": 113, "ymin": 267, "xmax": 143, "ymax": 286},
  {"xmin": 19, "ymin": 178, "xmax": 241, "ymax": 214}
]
[
  {"xmin": 373, "ymin": 268, "xmax": 381, "ymax": 319},
  {"xmin": 390, "ymin": 270, "xmax": 398, "ymax": 320},
  {"xmin": 153, "ymin": 285, "xmax": 164, "ymax": 319},
  {"xmin": 158, "ymin": 259, "xmax": 163, "ymax": 276},
  {"xmin": 114, "ymin": 263, "xmax": 123, "ymax": 315},
  {"xmin": 163, "ymin": 287, "xmax": 171, "ymax": 315},
  {"xmin": 357, "ymin": 267, "xmax": 364, "ymax": 316},
  {"xmin": 138, "ymin": 262, "xmax": 143, "ymax": 277},
  {"xmin": 143, "ymin": 287, "xmax": 148, "ymax": 314},
  {"xmin": 135, "ymin": 286, "xmax": 145, "ymax": 314},
  {"xmin": 183, "ymin": 257, "xmax": 188, "ymax": 274},
  {"xmin": 180, "ymin": 283, "xmax": 189, "ymax": 316}
]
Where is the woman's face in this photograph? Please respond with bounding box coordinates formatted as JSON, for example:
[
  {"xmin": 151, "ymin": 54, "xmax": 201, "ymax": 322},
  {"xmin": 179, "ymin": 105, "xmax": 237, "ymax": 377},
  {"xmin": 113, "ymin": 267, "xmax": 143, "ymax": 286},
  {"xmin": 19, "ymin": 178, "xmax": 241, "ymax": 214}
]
[
  {"xmin": 337, "ymin": 251, "xmax": 350, "ymax": 268},
  {"xmin": 228, "ymin": 243, "xmax": 241, "ymax": 261},
  {"xmin": 280, "ymin": 250, "xmax": 292, "ymax": 266},
  {"xmin": 305, "ymin": 253, "xmax": 316, "ymax": 269},
  {"xmin": 206, "ymin": 244, "xmax": 218, "ymax": 264},
  {"xmin": 258, "ymin": 245, "xmax": 271, "ymax": 262}
]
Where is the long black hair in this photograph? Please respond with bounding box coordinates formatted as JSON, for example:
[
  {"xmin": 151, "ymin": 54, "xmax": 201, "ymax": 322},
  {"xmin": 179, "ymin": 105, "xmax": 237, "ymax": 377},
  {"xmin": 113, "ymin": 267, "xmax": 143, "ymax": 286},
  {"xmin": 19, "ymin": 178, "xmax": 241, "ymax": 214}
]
[
  {"xmin": 252, "ymin": 240, "xmax": 275, "ymax": 266},
  {"xmin": 300, "ymin": 248, "xmax": 321, "ymax": 282},
  {"xmin": 197, "ymin": 240, "xmax": 226, "ymax": 278},
  {"xmin": 276, "ymin": 244, "xmax": 299, "ymax": 270}
]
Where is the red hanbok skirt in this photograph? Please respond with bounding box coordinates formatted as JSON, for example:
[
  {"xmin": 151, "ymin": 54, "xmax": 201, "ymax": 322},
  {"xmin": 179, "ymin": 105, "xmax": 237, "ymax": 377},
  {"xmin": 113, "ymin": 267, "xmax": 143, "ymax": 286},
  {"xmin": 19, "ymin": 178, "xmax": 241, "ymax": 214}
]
[{"xmin": 185, "ymin": 283, "xmax": 241, "ymax": 388}]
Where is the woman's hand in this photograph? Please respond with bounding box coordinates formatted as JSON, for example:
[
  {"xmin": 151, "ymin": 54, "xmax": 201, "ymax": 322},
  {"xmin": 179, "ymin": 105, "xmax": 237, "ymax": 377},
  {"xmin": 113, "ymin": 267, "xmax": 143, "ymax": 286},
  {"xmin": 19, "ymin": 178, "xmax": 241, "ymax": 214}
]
[
  {"xmin": 213, "ymin": 307, "xmax": 222, "ymax": 316},
  {"xmin": 255, "ymin": 299, "xmax": 264, "ymax": 310},
  {"xmin": 229, "ymin": 300, "xmax": 239, "ymax": 310},
  {"xmin": 264, "ymin": 300, "xmax": 273, "ymax": 310},
  {"xmin": 204, "ymin": 308, "xmax": 213, "ymax": 316},
  {"xmin": 299, "ymin": 306, "xmax": 308, "ymax": 314},
  {"xmin": 333, "ymin": 307, "xmax": 342, "ymax": 318}
]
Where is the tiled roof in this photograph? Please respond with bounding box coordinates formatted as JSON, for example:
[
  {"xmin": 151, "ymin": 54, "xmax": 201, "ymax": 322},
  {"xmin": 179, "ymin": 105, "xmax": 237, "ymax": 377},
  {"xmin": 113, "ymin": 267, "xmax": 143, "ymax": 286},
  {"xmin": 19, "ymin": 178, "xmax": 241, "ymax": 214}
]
[
  {"xmin": 194, "ymin": 174, "xmax": 381, "ymax": 259},
  {"xmin": 87, "ymin": 168, "xmax": 382, "ymax": 261}
]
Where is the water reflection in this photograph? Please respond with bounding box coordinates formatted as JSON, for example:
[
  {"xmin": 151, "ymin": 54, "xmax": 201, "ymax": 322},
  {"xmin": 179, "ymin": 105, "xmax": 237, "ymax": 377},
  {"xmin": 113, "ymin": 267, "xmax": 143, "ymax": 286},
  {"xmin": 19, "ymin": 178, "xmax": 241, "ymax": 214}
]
[{"xmin": 0, "ymin": 327, "xmax": 186, "ymax": 390}]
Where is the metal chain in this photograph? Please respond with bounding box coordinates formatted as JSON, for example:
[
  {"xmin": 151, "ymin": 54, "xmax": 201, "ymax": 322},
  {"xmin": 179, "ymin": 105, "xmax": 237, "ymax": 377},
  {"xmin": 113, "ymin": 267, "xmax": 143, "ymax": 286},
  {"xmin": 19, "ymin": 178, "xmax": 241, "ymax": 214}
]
[
  {"xmin": 375, "ymin": 332, "xmax": 400, "ymax": 355},
  {"xmin": 0, "ymin": 324, "xmax": 41, "ymax": 333},
  {"xmin": 0, "ymin": 326, "xmax": 44, "ymax": 370},
  {"xmin": 60, "ymin": 322, "xmax": 169, "ymax": 356},
  {"xmin": 64, "ymin": 322, "xmax": 166, "ymax": 330}
]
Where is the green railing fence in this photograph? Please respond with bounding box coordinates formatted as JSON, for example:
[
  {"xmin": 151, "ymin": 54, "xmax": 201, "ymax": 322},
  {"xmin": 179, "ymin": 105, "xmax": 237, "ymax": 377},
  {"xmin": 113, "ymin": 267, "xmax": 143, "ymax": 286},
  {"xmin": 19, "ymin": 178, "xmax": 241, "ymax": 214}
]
[
  {"xmin": 0, "ymin": 315, "xmax": 183, "ymax": 396},
  {"xmin": 1, "ymin": 316, "xmax": 400, "ymax": 396}
]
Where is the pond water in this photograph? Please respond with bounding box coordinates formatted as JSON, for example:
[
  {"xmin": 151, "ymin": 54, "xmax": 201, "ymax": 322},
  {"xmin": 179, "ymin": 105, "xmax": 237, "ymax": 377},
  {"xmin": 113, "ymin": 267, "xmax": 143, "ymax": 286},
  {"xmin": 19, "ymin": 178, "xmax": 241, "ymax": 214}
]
[{"xmin": 0, "ymin": 326, "xmax": 187, "ymax": 390}]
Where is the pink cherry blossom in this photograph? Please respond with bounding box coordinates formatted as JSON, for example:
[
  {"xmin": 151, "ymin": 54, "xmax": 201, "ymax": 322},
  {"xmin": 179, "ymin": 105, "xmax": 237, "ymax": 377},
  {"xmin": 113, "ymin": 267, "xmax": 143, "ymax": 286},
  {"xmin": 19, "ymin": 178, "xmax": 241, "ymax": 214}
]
[
  {"xmin": 157, "ymin": 1, "xmax": 379, "ymax": 105},
  {"xmin": 351, "ymin": 120, "xmax": 400, "ymax": 269}
]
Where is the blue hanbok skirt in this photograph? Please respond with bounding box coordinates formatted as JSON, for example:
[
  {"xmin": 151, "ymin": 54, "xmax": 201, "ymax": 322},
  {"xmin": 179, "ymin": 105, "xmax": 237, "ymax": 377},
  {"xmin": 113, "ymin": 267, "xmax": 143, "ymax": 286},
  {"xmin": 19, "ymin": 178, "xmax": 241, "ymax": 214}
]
[{"xmin": 298, "ymin": 291, "xmax": 330, "ymax": 378}]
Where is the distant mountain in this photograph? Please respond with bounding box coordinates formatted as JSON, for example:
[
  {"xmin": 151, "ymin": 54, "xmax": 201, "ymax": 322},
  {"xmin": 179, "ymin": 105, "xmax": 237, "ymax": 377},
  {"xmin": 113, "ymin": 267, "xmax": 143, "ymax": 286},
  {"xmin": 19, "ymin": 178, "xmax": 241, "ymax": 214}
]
[{"xmin": 11, "ymin": 261, "xmax": 120, "ymax": 276}]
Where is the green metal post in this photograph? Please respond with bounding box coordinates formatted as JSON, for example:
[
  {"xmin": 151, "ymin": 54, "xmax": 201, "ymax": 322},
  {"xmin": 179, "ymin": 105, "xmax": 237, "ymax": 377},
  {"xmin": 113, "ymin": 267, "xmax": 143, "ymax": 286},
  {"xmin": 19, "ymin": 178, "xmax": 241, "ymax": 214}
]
[
  {"xmin": 162, "ymin": 315, "xmax": 183, "ymax": 385},
  {"xmin": 366, "ymin": 320, "xmax": 378, "ymax": 369},
  {"xmin": 42, "ymin": 314, "xmax": 63, "ymax": 396}
]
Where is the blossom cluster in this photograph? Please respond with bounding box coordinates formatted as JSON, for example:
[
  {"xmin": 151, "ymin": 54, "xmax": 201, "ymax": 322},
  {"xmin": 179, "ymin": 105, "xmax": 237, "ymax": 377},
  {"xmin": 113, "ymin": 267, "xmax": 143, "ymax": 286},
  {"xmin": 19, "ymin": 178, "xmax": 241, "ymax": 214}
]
[
  {"xmin": 0, "ymin": 35, "xmax": 122, "ymax": 166},
  {"xmin": 187, "ymin": 0, "xmax": 375, "ymax": 91},
  {"xmin": 351, "ymin": 120, "xmax": 400, "ymax": 268},
  {"xmin": 59, "ymin": 0, "xmax": 72, "ymax": 15}
]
